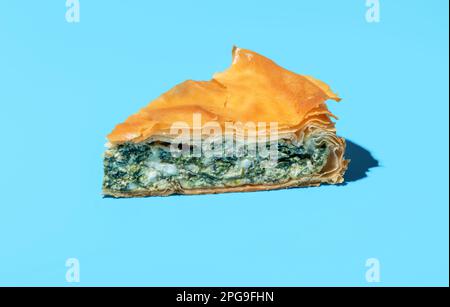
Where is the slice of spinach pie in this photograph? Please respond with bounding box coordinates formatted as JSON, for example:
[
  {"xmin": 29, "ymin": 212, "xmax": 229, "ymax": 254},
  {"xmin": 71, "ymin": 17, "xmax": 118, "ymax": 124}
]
[{"xmin": 103, "ymin": 47, "xmax": 348, "ymax": 197}]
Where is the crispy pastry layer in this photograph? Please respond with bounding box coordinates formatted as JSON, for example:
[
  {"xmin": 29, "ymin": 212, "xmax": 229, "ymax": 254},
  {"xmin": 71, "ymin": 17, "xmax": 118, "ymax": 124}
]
[{"xmin": 107, "ymin": 47, "xmax": 340, "ymax": 144}]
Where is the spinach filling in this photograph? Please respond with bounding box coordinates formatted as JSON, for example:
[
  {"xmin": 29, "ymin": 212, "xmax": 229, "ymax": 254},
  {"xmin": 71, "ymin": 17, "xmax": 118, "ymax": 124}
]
[{"xmin": 103, "ymin": 138, "xmax": 330, "ymax": 193}]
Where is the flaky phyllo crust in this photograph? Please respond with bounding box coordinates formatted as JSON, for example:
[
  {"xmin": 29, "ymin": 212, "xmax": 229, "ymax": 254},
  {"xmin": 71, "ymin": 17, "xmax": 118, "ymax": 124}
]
[{"xmin": 105, "ymin": 47, "xmax": 348, "ymax": 197}]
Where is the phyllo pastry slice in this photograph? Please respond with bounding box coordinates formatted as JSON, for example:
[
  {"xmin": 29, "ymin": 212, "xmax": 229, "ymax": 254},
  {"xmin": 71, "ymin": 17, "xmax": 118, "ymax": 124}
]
[{"xmin": 103, "ymin": 47, "xmax": 348, "ymax": 197}]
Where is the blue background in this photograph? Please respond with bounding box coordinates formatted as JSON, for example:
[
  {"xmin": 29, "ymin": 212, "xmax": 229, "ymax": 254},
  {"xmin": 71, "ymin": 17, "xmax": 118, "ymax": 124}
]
[{"xmin": 0, "ymin": 1, "xmax": 448, "ymax": 286}]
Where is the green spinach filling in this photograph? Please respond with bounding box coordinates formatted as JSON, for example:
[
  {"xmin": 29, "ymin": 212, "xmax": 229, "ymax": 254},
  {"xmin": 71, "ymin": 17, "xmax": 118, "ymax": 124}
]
[{"xmin": 103, "ymin": 139, "xmax": 330, "ymax": 193}]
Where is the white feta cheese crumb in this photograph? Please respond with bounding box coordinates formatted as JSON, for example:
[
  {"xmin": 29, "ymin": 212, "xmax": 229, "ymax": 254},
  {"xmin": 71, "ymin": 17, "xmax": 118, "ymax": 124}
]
[
  {"xmin": 127, "ymin": 183, "xmax": 138, "ymax": 190},
  {"xmin": 160, "ymin": 164, "xmax": 178, "ymax": 176},
  {"xmin": 146, "ymin": 162, "xmax": 178, "ymax": 176},
  {"xmin": 143, "ymin": 170, "xmax": 159, "ymax": 184},
  {"xmin": 240, "ymin": 159, "xmax": 252, "ymax": 169}
]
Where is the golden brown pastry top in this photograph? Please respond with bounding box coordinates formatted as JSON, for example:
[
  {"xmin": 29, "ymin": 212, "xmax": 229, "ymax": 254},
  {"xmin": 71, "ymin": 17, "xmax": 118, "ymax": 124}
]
[{"xmin": 108, "ymin": 47, "xmax": 341, "ymax": 144}]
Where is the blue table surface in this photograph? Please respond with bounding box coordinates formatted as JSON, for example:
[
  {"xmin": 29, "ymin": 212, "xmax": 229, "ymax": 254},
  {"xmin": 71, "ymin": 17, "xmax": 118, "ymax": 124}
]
[{"xmin": 0, "ymin": 1, "xmax": 448, "ymax": 286}]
